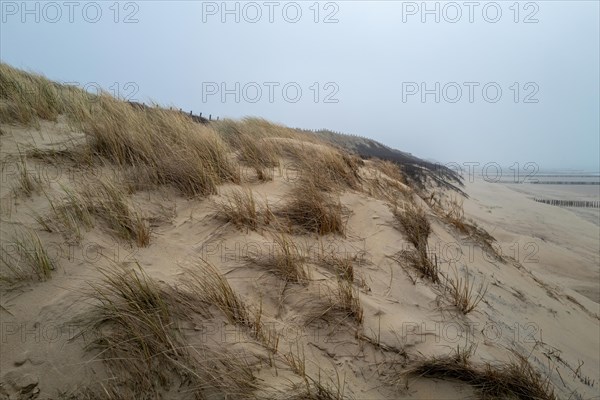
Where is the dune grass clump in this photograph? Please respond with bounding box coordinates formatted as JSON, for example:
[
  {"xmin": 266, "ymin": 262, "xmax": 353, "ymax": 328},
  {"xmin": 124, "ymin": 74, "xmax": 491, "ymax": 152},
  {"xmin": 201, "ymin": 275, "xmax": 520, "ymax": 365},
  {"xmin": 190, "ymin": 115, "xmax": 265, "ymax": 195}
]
[
  {"xmin": 437, "ymin": 196, "xmax": 504, "ymax": 262},
  {"xmin": 12, "ymin": 153, "xmax": 42, "ymax": 197},
  {"xmin": 247, "ymin": 232, "xmax": 308, "ymax": 284},
  {"xmin": 81, "ymin": 177, "xmax": 151, "ymax": 246},
  {"xmin": 405, "ymin": 346, "xmax": 556, "ymax": 400},
  {"xmin": 180, "ymin": 259, "xmax": 252, "ymax": 327},
  {"xmin": 80, "ymin": 96, "xmax": 239, "ymax": 196},
  {"xmin": 213, "ymin": 118, "xmax": 282, "ymax": 181},
  {"xmin": 394, "ymin": 204, "xmax": 431, "ymax": 250},
  {"xmin": 442, "ymin": 195, "xmax": 467, "ymax": 233},
  {"xmin": 1, "ymin": 64, "xmax": 240, "ymax": 196},
  {"xmin": 0, "ymin": 63, "xmax": 96, "ymax": 127},
  {"xmin": 393, "ymin": 204, "xmax": 439, "ymax": 282},
  {"xmin": 286, "ymin": 143, "xmax": 362, "ymax": 191},
  {"xmin": 305, "ymin": 277, "xmax": 363, "ymax": 326},
  {"xmin": 280, "ymin": 180, "xmax": 346, "ymax": 236},
  {"xmin": 0, "ymin": 230, "xmax": 56, "ymax": 283},
  {"xmin": 374, "ymin": 159, "xmax": 405, "ymax": 185},
  {"xmin": 81, "ymin": 264, "xmax": 257, "ymax": 399},
  {"xmin": 440, "ymin": 266, "xmax": 488, "ymax": 314},
  {"xmin": 320, "ymin": 253, "xmax": 356, "ymax": 283},
  {"xmin": 335, "ymin": 277, "xmax": 364, "ymax": 324},
  {"xmin": 215, "ymin": 187, "xmax": 272, "ymax": 230},
  {"xmin": 0, "ymin": 63, "xmax": 63, "ymax": 125},
  {"xmin": 363, "ymin": 159, "xmax": 411, "ymax": 204},
  {"xmin": 393, "ymin": 248, "xmax": 439, "ymax": 284},
  {"xmin": 36, "ymin": 185, "xmax": 94, "ymax": 240},
  {"xmin": 286, "ymin": 366, "xmax": 349, "ymax": 400},
  {"xmin": 314, "ymin": 249, "xmax": 365, "ymax": 325},
  {"xmin": 37, "ymin": 177, "xmax": 150, "ymax": 246}
]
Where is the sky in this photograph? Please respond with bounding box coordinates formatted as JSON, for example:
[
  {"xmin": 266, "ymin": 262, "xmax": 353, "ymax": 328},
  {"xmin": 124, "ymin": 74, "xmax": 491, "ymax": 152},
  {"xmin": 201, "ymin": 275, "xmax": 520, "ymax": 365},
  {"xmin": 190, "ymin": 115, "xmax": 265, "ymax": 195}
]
[{"xmin": 1, "ymin": 0, "xmax": 599, "ymax": 172}]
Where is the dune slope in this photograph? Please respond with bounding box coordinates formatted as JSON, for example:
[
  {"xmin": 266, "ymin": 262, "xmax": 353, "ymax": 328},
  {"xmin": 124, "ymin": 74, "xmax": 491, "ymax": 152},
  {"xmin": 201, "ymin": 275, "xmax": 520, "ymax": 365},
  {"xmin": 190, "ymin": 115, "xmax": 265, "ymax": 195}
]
[{"xmin": 0, "ymin": 64, "xmax": 598, "ymax": 399}]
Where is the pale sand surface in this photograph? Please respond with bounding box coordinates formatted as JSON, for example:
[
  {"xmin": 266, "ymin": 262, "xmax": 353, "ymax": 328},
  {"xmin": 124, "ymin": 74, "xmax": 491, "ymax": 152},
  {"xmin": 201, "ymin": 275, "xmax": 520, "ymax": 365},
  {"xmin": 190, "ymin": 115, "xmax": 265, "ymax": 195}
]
[
  {"xmin": 1, "ymin": 121, "xmax": 598, "ymax": 398},
  {"xmin": 464, "ymin": 178, "xmax": 600, "ymax": 303},
  {"xmin": 504, "ymin": 182, "xmax": 600, "ymax": 228}
]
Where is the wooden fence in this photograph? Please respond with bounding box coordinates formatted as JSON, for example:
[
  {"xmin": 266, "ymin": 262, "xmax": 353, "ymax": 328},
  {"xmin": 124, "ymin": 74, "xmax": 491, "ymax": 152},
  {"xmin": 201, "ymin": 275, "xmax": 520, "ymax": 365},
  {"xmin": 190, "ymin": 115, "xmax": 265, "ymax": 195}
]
[{"xmin": 128, "ymin": 101, "xmax": 218, "ymax": 124}]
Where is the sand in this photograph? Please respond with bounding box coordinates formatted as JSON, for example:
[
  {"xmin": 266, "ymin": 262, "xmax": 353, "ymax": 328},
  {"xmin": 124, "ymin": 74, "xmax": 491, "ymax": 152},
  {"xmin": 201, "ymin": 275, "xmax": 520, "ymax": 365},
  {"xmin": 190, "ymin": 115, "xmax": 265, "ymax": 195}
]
[{"xmin": 1, "ymin": 119, "xmax": 598, "ymax": 399}]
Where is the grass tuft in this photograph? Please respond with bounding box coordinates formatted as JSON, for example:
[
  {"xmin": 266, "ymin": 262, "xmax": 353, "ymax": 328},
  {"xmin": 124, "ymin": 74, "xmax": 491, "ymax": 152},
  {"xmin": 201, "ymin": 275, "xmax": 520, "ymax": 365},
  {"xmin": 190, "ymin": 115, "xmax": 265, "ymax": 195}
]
[
  {"xmin": 281, "ymin": 180, "xmax": 346, "ymax": 235},
  {"xmin": 180, "ymin": 259, "xmax": 252, "ymax": 326},
  {"xmin": 213, "ymin": 118, "xmax": 281, "ymax": 181},
  {"xmin": 393, "ymin": 204, "xmax": 431, "ymax": 250},
  {"xmin": 81, "ymin": 264, "xmax": 257, "ymax": 398},
  {"xmin": 0, "ymin": 230, "xmax": 56, "ymax": 282},
  {"xmin": 38, "ymin": 177, "xmax": 150, "ymax": 246},
  {"xmin": 215, "ymin": 187, "xmax": 262, "ymax": 230},
  {"xmin": 306, "ymin": 277, "xmax": 363, "ymax": 326},
  {"xmin": 247, "ymin": 232, "xmax": 309, "ymax": 283},
  {"xmin": 440, "ymin": 266, "xmax": 488, "ymax": 314},
  {"xmin": 81, "ymin": 97, "xmax": 240, "ymax": 196},
  {"xmin": 393, "ymin": 204, "xmax": 439, "ymax": 282},
  {"xmin": 406, "ymin": 346, "xmax": 556, "ymax": 400},
  {"xmin": 80, "ymin": 177, "xmax": 151, "ymax": 246},
  {"xmin": 10, "ymin": 151, "xmax": 43, "ymax": 197}
]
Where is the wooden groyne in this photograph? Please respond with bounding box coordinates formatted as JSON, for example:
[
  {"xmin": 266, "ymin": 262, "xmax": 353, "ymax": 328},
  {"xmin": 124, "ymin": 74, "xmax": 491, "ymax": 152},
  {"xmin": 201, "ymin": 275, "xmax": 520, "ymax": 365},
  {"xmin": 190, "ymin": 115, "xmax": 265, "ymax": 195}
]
[
  {"xmin": 530, "ymin": 181, "xmax": 599, "ymax": 185},
  {"xmin": 534, "ymin": 198, "xmax": 600, "ymax": 208}
]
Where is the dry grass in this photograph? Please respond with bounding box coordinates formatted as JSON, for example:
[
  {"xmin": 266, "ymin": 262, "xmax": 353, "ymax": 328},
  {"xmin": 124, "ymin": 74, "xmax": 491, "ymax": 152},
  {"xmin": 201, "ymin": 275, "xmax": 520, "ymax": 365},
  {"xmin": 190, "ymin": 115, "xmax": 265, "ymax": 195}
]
[
  {"xmin": 393, "ymin": 204, "xmax": 439, "ymax": 282},
  {"xmin": 1, "ymin": 64, "xmax": 240, "ymax": 197},
  {"xmin": 466, "ymin": 222, "xmax": 504, "ymax": 262},
  {"xmin": 0, "ymin": 63, "xmax": 98, "ymax": 129},
  {"xmin": 214, "ymin": 117, "xmax": 361, "ymax": 190},
  {"xmin": 437, "ymin": 195, "xmax": 504, "ymax": 262},
  {"xmin": 12, "ymin": 153, "xmax": 42, "ymax": 197},
  {"xmin": 80, "ymin": 176, "xmax": 151, "ymax": 246},
  {"xmin": 393, "ymin": 248, "xmax": 439, "ymax": 284},
  {"xmin": 285, "ymin": 143, "xmax": 361, "ymax": 191},
  {"xmin": 373, "ymin": 160, "xmax": 405, "ymax": 184},
  {"xmin": 247, "ymin": 232, "xmax": 309, "ymax": 283},
  {"xmin": 215, "ymin": 187, "xmax": 270, "ymax": 230},
  {"xmin": 36, "ymin": 185, "xmax": 94, "ymax": 240},
  {"xmin": 442, "ymin": 195, "xmax": 467, "ymax": 233},
  {"xmin": 81, "ymin": 96, "xmax": 239, "ymax": 196},
  {"xmin": 320, "ymin": 253, "xmax": 356, "ymax": 282},
  {"xmin": 440, "ymin": 266, "xmax": 488, "ymax": 314},
  {"xmin": 405, "ymin": 346, "xmax": 556, "ymax": 400},
  {"xmin": 0, "ymin": 229, "xmax": 56, "ymax": 282},
  {"xmin": 287, "ymin": 368, "xmax": 349, "ymax": 400},
  {"xmin": 280, "ymin": 342, "xmax": 349, "ymax": 400},
  {"xmin": 1, "ymin": 64, "xmax": 365, "ymax": 204},
  {"xmin": 80, "ymin": 264, "xmax": 257, "ymax": 399},
  {"xmin": 179, "ymin": 259, "xmax": 252, "ymax": 327},
  {"xmin": 38, "ymin": 177, "xmax": 150, "ymax": 246},
  {"xmin": 393, "ymin": 204, "xmax": 431, "ymax": 250},
  {"xmin": 213, "ymin": 117, "xmax": 282, "ymax": 181},
  {"xmin": 363, "ymin": 161, "xmax": 410, "ymax": 205},
  {"xmin": 280, "ymin": 180, "xmax": 346, "ymax": 236},
  {"xmin": 1, "ymin": 63, "xmax": 64, "ymax": 125},
  {"xmin": 305, "ymin": 277, "xmax": 363, "ymax": 326},
  {"xmin": 335, "ymin": 277, "xmax": 364, "ymax": 324}
]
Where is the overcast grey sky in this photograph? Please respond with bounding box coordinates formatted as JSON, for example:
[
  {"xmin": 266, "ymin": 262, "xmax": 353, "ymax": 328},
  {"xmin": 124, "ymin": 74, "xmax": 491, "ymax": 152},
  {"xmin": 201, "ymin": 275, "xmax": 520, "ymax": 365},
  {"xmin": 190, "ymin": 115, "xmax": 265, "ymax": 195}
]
[{"xmin": 1, "ymin": 1, "xmax": 598, "ymax": 171}]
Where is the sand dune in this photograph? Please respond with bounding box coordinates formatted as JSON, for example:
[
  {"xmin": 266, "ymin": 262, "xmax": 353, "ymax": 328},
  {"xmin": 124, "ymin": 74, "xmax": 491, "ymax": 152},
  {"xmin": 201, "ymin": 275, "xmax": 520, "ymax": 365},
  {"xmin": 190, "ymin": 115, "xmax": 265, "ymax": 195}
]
[{"xmin": 1, "ymin": 65, "xmax": 598, "ymax": 399}]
